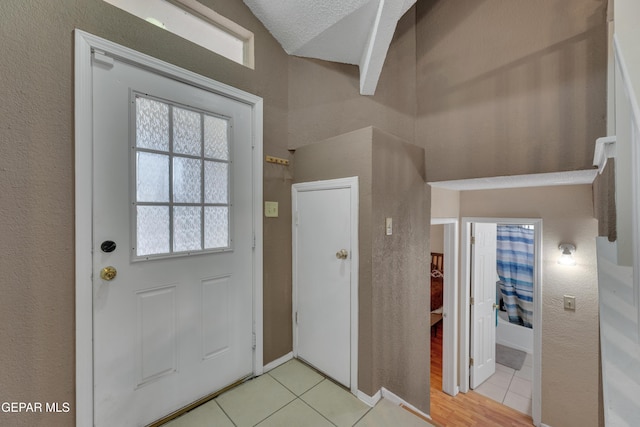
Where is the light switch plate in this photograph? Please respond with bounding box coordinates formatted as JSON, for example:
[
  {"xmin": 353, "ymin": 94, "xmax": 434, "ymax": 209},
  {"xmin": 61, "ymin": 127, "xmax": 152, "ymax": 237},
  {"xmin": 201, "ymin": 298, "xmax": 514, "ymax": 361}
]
[
  {"xmin": 564, "ymin": 295, "xmax": 576, "ymax": 310},
  {"xmin": 265, "ymin": 201, "xmax": 278, "ymax": 218},
  {"xmin": 385, "ymin": 217, "xmax": 392, "ymax": 236}
]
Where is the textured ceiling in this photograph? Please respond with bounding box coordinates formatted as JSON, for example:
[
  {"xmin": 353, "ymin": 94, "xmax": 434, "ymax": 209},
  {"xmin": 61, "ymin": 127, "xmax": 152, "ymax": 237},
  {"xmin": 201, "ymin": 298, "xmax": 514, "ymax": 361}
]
[
  {"xmin": 243, "ymin": 0, "xmax": 415, "ymax": 95},
  {"xmin": 428, "ymin": 170, "xmax": 598, "ymax": 191}
]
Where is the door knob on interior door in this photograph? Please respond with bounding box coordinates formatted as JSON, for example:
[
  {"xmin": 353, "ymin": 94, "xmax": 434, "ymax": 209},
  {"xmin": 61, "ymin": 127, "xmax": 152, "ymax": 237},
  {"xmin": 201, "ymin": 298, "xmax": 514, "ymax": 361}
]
[
  {"xmin": 336, "ymin": 249, "xmax": 349, "ymax": 260},
  {"xmin": 493, "ymin": 303, "xmax": 499, "ymax": 309}
]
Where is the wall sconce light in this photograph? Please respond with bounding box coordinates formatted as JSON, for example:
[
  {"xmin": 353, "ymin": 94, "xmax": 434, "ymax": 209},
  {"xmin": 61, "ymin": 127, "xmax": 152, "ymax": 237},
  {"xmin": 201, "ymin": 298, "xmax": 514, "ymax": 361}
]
[{"xmin": 558, "ymin": 243, "xmax": 576, "ymax": 266}]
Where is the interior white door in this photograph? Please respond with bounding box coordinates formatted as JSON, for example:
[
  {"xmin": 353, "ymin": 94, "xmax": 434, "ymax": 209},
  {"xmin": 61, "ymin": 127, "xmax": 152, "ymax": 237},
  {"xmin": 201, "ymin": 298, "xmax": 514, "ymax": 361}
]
[
  {"xmin": 293, "ymin": 184, "xmax": 353, "ymax": 387},
  {"xmin": 470, "ymin": 223, "xmax": 498, "ymax": 389},
  {"xmin": 91, "ymin": 52, "xmax": 254, "ymax": 427}
]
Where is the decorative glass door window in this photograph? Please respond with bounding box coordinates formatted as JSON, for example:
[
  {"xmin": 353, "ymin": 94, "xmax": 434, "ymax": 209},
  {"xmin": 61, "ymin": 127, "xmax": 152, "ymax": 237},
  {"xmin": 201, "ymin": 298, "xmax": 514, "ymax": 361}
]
[{"xmin": 133, "ymin": 94, "xmax": 231, "ymax": 259}]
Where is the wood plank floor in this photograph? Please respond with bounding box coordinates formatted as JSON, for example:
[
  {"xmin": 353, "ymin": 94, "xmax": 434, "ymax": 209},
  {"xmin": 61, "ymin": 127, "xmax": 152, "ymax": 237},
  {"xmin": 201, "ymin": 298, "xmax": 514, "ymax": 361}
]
[{"xmin": 429, "ymin": 326, "xmax": 534, "ymax": 427}]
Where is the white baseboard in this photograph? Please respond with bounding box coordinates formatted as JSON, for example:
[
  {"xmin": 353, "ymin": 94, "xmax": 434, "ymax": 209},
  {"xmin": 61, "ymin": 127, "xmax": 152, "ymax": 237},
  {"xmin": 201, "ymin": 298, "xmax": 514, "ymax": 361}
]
[
  {"xmin": 357, "ymin": 389, "xmax": 381, "ymax": 407},
  {"xmin": 262, "ymin": 352, "xmax": 293, "ymax": 373},
  {"xmin": 381, "ymin": 388, "xmax": 432, "ymax": 421},
  {"xmin": 356, "ymin": 386, "xmax": 432, "ymax": 423}
]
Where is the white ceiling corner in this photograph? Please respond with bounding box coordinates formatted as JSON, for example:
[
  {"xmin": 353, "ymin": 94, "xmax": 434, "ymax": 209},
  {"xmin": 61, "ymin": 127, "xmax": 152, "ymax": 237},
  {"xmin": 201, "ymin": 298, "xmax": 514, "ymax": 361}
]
[{"xmin": 243, "ymin": 0, "xmax": 416, "ymax": 95}]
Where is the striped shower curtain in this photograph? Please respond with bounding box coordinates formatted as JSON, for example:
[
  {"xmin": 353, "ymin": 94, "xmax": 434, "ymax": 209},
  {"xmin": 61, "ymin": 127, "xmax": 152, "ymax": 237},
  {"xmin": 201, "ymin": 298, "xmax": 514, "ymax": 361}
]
[{"xmin": 496, "ymin": 225, "xmax": 534, "ymax": 328}]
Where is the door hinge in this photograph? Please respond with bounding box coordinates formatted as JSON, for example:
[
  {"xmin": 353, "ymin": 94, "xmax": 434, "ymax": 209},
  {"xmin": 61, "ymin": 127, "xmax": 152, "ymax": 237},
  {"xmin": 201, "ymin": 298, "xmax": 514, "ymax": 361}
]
[
  {"xmin": 252, "ymin": 333, "xmax": 256, "ymax": 350},
  {"xmin": 471, "ymin": 236, "xmax": 476, "ymax": 245},
  {"xmin": 294, "ymin": 211, "xmax": 299, "ymax": 226},
  {"xmin": 295, "ymin": 311, "xmax": 298, "ymax": 324},
  {"xmin": 470, "ymin": 357, "xmax": 474, "ymax": 366},
  {"xmin": 252, "ymin": 232, "xmax": 256, "ymax": 249},
  {"xmin": 470, "ymin": 297, "xmax": 475, "ymax": 306}
]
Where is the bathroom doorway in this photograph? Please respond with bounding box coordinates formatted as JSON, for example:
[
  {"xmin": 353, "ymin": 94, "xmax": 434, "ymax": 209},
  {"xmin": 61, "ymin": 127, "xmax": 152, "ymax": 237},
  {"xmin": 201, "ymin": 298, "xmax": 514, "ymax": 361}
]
[{"xmin": 460, "ymin": 218, "xmax": 541, "ymax": 425}]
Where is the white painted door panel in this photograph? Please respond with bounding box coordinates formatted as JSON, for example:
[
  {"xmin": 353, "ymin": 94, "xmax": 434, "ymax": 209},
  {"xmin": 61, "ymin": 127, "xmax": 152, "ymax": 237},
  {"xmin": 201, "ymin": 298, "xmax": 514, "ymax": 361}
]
[
  {"xmin": 92, "ymin": 54, "xmax": 253, "ymax": 427},
  {"xmin": 295, "ymin": 187, "xmax": 352, "ymax": 387},
  {"xmin": 470, "ymin": 223, "xmax": 497, "ymax": 389}
]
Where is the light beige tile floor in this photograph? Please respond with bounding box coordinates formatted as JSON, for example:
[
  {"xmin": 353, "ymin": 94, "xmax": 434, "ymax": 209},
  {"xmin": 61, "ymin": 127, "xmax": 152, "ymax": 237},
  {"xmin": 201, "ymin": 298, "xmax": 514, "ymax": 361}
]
[
  {"xmin": 164, "ymin": 359, "xmax": 435, "ymax": 427},
  {"xmin": 475, "ymin": 352, "xmax": 533, "ymax": 416}
]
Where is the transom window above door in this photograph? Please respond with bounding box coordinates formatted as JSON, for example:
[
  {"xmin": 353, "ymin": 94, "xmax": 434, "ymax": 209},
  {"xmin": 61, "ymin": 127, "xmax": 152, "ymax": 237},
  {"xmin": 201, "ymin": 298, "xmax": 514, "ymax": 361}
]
[{"xmin": 132, "ymin": 94, "xmax": 232, "ymax": 259}]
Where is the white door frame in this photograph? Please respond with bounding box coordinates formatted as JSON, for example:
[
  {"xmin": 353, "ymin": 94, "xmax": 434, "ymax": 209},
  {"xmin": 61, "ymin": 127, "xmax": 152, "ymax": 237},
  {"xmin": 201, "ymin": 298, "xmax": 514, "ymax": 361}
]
[
  {"xmin": 74, "ymin": 30, "xmax": 264, "ymax": 427},
  {"xmin": 430, "ymin": 218, "xmax": 459, "ymax": 396},
  {"xmin": 460, "ymin": 217, "xmax": 542, "ymax": 426},
  {"xmin": 291, "ymin": 177, "xmax": 359, "ymax": 395}
]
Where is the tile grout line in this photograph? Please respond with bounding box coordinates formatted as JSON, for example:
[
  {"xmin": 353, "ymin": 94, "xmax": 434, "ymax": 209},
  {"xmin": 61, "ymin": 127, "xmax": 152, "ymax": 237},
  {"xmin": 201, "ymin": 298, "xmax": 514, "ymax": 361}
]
[
  {"xmin": 296, "ymin": 396, "xmax": 339, "ymax": 427},
  {"xmin": 267, "ymin": 371, "xmax": 325, "ymax": 398},
  {"xmin": 217, "ymin": 361, "xmax": 372, "ymax": 427},
  {"xmin": 268, "ymin": 370, "xmax": 368, "ymax": 427},
  {"xmin": 247, "ymin": 370, "xmax": 326, "ymax": 427},
  {"xmin": 477, "ymin": 363, "xmax": 533, "ymax": 416},
  {"xmin": 214, "ymin": 399, "xmax": 238, "ymax": 427},
  {"xmin": 507, "ymin": 374, "xmax": 533, "ymax": 400},
  {"xmin": 249, "ymin": 395, "xmax": 298, "ymax": 427},
  {"xmin": 297, "ymin": 378, "xmax": 367, "ymax": 427},
  {"xmin": 216, "ymin": 372, "xmax": 298, "ymax": 427},
  {"xmin": 502, "ymin": 369, "xmax": 516, "ymax": 404},
  {"xmin": 298, "ymin": 378, "xmax": 327, "ymax": 399},
  {"xmin": 503, "ymin": 372, "xmax": 533, "ymax": 415},
  {"xmin": 266, "ymin": 372, "xmax": 296, "ymax": 396},
  {"xmin": 351, "ymin": 406, "xmax": 374, "ymax": 427}
]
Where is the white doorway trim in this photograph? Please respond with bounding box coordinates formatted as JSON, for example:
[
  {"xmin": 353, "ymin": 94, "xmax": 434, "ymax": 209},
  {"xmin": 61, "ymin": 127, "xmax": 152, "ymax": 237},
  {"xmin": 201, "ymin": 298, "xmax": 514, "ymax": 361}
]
[
  {"xmin": 430, "ymin": 217, "xmax": 459, "ymax": 396},
  {"xmin": 74, "ymin": 30, "xmax": 263, "ymax": 427},
  {"xmin": 460, "ymin": 217, "xmax": 542, "ymax": 426},
  {"xmin": 291, "ymin": 177, "xmax": 359, "ymax": 395}
]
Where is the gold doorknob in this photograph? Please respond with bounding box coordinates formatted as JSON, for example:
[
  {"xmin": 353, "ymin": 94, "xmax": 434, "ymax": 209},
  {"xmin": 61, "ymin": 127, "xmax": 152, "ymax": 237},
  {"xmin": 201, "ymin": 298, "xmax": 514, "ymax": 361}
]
[
  {"xmin": 336, "ymin": 249, "xmax": 349, "ymax": 260},
  {"xmin": 100, "ymin": 266, "xmax": 117, "ymax": 281},
  {"xmin": 493, "ymin": 303, "xmax": 499, "ymax": 309}
]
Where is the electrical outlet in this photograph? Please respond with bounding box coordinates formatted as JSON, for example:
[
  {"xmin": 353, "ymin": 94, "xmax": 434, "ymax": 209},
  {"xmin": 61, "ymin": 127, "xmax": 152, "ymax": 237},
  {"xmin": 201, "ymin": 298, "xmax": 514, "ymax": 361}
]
[
  {"xmin": 564, "ymin": 295, "xmax": 576, "ymax": 311},
  {"xmin": 385, "ymin": 218, "xmax": 393, "ymax": 235}
]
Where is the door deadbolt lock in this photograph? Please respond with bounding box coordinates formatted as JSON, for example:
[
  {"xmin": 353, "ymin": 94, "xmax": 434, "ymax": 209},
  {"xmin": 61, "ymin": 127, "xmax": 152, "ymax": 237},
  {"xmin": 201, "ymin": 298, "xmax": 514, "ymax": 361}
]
[
  {"xmin": 336, "ymin": 249, "xmax": 349, "ymax": 260},
  {"xmin": 100, "ymin": 266, "xmax": 117, "ymax": 281},
  {"xmin": 101, "ymin": 240, "xmax": 117, "ymax": 253}
]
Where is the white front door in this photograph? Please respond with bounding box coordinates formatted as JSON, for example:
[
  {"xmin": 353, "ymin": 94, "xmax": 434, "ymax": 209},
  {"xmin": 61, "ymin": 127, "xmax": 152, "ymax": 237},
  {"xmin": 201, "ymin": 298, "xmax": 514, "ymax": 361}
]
[
  {"xmin": 91, "ymin": 51, "xmax": 254, "ymax": 426},
  {"xmin": 470, "ymin": 223, "xmax": 497, "ymax": 389},
  {"xmin": 292, "ymin": 179, "xmax": 358, "ymax": 389}
]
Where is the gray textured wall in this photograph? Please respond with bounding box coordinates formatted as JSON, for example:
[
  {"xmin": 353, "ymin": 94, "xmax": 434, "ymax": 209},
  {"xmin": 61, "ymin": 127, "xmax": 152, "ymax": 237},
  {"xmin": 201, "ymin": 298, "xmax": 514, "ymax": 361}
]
[
  {"xmin": 417, "ymin": 0, "xmax": 608, "ymax": 181},
  {"xmin": 370, "ymin": 129, "xmax": 430, "ymax": 411}
]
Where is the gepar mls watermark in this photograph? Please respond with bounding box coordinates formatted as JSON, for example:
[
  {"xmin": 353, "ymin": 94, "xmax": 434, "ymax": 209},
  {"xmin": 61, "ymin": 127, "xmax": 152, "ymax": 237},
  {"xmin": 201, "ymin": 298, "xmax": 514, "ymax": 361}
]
[{"xmin": 1, "ymin": 402, "xmax": 71, "ymax": 413}]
